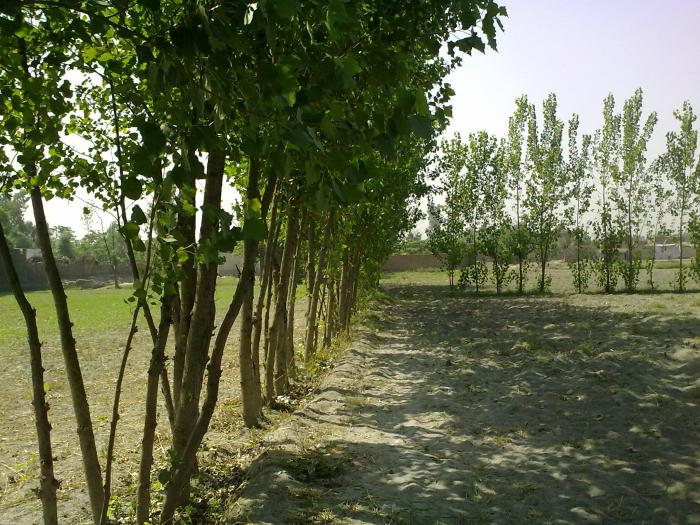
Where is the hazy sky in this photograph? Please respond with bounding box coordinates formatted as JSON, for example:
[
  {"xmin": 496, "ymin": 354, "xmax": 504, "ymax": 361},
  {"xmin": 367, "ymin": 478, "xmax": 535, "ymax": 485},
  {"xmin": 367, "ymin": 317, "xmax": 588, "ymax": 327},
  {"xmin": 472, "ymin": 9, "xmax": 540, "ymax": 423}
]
[
  {"xmin": 39, "ymin": 0, "xmax": 700, "ymax": 235},
  {"xmin": 445, "ymin": 0, "xmax": 700, "ymax": 154}
]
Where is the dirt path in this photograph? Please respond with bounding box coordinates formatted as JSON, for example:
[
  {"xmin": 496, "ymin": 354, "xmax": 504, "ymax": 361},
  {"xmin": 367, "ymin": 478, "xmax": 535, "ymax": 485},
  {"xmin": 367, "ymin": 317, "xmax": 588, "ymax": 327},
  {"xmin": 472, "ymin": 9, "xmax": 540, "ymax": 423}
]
[{"xmin": 230, "ymin": 284, "xmax": 700, "ymax": 524}]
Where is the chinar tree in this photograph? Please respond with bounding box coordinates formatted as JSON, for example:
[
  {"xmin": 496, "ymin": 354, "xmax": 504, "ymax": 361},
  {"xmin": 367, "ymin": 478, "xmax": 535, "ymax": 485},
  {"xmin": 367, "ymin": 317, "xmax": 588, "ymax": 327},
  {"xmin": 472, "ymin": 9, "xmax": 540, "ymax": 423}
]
[
  {"xmin": 525, "ymin": 93, "xmax": 565, "ymax": 292},
  {"xmin": 658, "ymin": 101, "xmax": 700, "ymax": 291},
  {"xmin": 564, "ymin": 114, "xmax": 593, "ymax": 293},
  {"xmin": 611, "ymin": 88, "xmax": 657, "ymax": 292},
  {"xmin": 506, "ymin": 95, "xmax": 531, "ymax": 293}
]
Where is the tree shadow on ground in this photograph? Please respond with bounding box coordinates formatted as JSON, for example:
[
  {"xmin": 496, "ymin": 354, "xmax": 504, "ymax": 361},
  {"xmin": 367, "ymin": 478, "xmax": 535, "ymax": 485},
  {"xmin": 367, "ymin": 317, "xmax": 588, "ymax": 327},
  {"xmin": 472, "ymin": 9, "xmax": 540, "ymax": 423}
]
[{"xmin": 233, "ymin": 284, "xmax": 700, "ymax": 524}]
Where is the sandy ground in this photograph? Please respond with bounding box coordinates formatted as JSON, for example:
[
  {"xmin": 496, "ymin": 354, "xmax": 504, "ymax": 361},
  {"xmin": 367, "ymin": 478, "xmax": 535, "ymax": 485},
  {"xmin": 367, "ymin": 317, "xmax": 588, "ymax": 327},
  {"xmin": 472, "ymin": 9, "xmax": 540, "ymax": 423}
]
[{"xmin": 230, "ymin": 283, "xmax": 700, "ymax": 524}]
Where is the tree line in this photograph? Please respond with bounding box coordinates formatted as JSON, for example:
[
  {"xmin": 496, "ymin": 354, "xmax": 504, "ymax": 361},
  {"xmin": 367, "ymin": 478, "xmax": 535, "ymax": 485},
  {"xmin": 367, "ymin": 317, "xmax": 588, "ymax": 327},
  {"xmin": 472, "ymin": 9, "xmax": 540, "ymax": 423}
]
[
  {"xmin": 428, "ymin": 89, "xmax": 700, "ymax": 293},
  {"xmin": 0, "ymin": 1, "xmax": 506, "ymax": 524}
]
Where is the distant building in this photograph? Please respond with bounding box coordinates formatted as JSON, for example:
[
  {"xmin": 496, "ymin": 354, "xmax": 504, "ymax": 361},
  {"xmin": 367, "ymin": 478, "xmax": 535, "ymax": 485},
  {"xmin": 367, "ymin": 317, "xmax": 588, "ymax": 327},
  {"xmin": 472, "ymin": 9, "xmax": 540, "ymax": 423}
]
[{"xmin": 653, "ymin": 243, "xmax": 696, "ymax": 260}]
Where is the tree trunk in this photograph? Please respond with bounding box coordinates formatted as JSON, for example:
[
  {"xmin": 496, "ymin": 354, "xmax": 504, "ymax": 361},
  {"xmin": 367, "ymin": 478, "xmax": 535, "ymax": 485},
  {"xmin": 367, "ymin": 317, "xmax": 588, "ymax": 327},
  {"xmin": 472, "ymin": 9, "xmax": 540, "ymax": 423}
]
[
  {"xmin": 285, "ymin": 220, "xmax": 304, "ymax": 380},
  {"xmin": 323, "ymin": 279, "xmax": 336, "ymax": 349},
  {"xmin": 136, "ymin": 300, "xmax": 172, "ymax": 525},
  {"xmin": 160, "ymin": 283, "xmax": 246, "ymax": 523},
  {"xmin": 338, "ymin": 250, "xmax": 351, "ymax": 332},
  {"xmin": 101, "ymin": 305, "xmax": 140, "ymax": 524},
  {"xmin": 271, "ymin": 204, "xmax": 300, "ymax": 396},
  {"xmin": 252, "ymin": 192, "xmax": 280, "ymax": 400},
  {"xmin": 264, "ymin": 258, "xmax": 280, "ymax": 405},
  {"xmin": 239, "ymin": 155, "xmax": 264, "ymax": 427},
  {"xmin": 680, "ymin": 206, "xmax": 685, "ymax": 292},
  {"xmin": 173, "ymin": 188, "xmax": 197, "ymax": 410},
  {"xmin": 305, "ymin": 210, "xmax": 333, "ymax": 362},
  {"xmin": 31, "ymin": 188, "xmax": 104, "ymax": 523},
  {"xmin": 0, "ymin": 221, "xmax": 58, "ymax": 525},
  {"xmin": 172, "ymin": 151, "xmax": 224, "ymax": 454}
]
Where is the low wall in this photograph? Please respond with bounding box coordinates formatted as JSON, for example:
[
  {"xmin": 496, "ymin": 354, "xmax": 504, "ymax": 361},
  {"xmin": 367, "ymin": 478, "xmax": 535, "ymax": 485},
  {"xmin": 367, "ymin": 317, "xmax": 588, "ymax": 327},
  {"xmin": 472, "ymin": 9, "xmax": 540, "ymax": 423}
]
[{"xmin": 0, "ymin": 250, "xmax": 48, "ymax": 291}]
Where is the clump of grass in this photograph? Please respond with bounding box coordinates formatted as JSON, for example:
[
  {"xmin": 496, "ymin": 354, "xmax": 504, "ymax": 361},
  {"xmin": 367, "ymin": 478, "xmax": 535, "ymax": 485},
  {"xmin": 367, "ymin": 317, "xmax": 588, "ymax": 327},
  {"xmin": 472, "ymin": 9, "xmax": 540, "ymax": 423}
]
[
  {"xmin": 343, "ymin": 395, "xmax": 369, "ymax": 410},
  {"xmin": 284, "ymin": 445, "xmax": 348, "ymax": 484}
]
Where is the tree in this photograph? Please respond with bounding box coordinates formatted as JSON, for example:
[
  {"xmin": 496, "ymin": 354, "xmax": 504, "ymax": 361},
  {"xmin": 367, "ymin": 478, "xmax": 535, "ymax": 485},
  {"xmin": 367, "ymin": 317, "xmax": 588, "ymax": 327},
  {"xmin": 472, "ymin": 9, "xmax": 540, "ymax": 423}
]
[
  {"xmin": 592, "ymin": 94, "xmax": 623, "ymax": 293},
  {"xmin": 645, "ymin": 162, "xmax": 671, "ymax": 290},
  {"xmin": 564, "ymin": 114, "xmax": 593, "ymax": 293},
  {"xmin": 475, "ymin": 134, "xmax": 510, "ymax": 294},
  {"xmin": 525, "ymin": 94, "xmax": 565, "ymax": 292},
  {"xmin": 50, "ymin": 225, "xmax": 77, "ymax": 260},
  {"xmin": 427, "ymin": 136, "xmax": 468, "ymax": 289},
  {"xmin": 611, "ymin": 88, "xmax": 657, "ymax": 292},
  {"xmin": 0, "ymin": 191, "xmax": 36, "ymax": 248},
  {"xmin": 506, "ymin": 95, "xmax": 531, "ymax": 293},
  {"xmin": 0, "ymin": 1, "xmax": 507, "ymax": 523},
  {"xmin": 78, "ymin": 215, "xmax": 129, "ymax": 288},
  {"xmin": 658, "ymin": 101, "xmax": 700, "ymax": 291}
]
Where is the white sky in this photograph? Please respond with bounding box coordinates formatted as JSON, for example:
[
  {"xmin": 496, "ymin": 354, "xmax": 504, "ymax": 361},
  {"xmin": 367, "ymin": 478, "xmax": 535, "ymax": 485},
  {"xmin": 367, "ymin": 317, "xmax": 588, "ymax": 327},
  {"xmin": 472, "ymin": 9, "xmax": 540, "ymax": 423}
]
[{"xmin": 34, "ymin": 0, "xmax": 700, "ymax": 236}]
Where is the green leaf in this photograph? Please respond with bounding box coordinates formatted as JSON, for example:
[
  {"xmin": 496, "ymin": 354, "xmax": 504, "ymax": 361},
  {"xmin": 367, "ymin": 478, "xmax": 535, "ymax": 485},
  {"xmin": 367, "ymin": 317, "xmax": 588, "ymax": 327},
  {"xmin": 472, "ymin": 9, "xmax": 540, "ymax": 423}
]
[
  {"xmin": 120, "ymin": 222, "xmax": 140, "ymax": 240},
  {"xmin": 242, "ymin": 217, "xmax": 267, "ymax": 241},
  {"xmin": 273, "ymin": 0, "xmax": 297, "ymax": 18},
  {"xmin": 98, "ymin": 51, "xmax": 114, "ymax": 62},
  {"xmin": 138, "ymin": 121, "xmax": 167, "ymax": 155},
  {"xmin": 122, "ymin": 177, "xmax": 142, "ymax": 200},
  {"xmin": 414, "ymin": 89, "xmax": 429, "ymax": 117},
  {"xmin": 82, "ymin": 47, "xmax": 98, "ymax": 62},
  {"xmin": 342, "ymin": 55, "xmax": 362, "ymax": 76},
  {"xmin": 409, "ymin": 115, "xmax": 433, "ymax": 139},
  {"xmin": 132, "ymin": 238, "xmax": 147, "ymax": 252},
  {"xmin": 131, "ymin": 205, "xmax": 147, "ymax": 225},
  {"xmin": 158, "ymin": 468, "xmax": 171, "ymax": 485}
]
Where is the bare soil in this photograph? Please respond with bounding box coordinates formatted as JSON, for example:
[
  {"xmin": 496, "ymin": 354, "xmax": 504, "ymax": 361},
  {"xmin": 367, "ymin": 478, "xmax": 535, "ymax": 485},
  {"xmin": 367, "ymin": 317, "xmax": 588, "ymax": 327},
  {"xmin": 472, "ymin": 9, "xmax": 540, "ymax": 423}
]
[{"xmin": 230, "ymin": 281, "xmax": 700, "ymax": 524}]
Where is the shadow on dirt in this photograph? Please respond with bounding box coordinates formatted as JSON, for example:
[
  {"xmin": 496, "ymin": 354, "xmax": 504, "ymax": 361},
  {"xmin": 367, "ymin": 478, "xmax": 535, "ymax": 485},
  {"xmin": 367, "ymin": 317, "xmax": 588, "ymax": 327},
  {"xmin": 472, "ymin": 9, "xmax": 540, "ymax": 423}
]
[{"xmin": 236, "ymin": 284, "xmax": 700, "ymax": 524}]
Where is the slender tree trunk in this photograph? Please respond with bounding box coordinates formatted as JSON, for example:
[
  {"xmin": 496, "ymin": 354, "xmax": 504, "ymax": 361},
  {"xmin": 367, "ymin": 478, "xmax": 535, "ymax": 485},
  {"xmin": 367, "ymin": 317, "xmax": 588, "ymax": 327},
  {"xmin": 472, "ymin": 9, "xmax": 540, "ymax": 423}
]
[
  {"xmin": 0, "ymin": 222, "xmax": 58, "ymax": 525},
  {"xmin": 173, "ymin": 188, "xmax": 197, "ymax": 410},
  {"xmin": 626, "ymin": 192, "xmax": 633, "ymax": 292},
  {"xmin": 305, "ymin": 210, "xmax": 334, "ymax": 362},
  {"xmin": 110, "ymin": 75, "xmax": 176, "ymax": 435},
  {"xmin": 172, "ymin": 151, "xmax": 224, "ymax": 455},
  {"xmin": 136, "ymin": 300, "xmax": 172, "ymax": 525},
  {"xmin": 680, "ymin": 206, "xmax": 685, "ymax": 292},
  {"xmin": 252, "ymin": 193, "xmax": 280, "ymax": 398},
  {"xmin": 306, "ymin": 220, "xmax": 317, "ymax": 299},
  {"xmin": 540, "ymin": 252, "xmax": 546, "ymax": 293},
  {"xmin": 271, "ymin": 204, "xmax": 300, "ymax": 396},
  {"xmin": 349, "ymin": 248, "xmax": 362, "ymax": 318},
  {"xmin": 31, "ymin": 188, "xmax": 104, "ymax": 523},
  {"xmin": 264, "ymin": 259, "xmax": 280, "ymax": 404},
  {"xmin": 516, "ymin": 189, "xmax": 524, "ymax": 294},
  {"xmin": 160, "ymin": 283, "xmax": 246, "ymax": 523},
  {"xmin": 101, "ymin": 305, "xmax": 140, "ymax": 524},
  {"xmin": 338, "ymin": 250, "xmax": 351, "ymax": 331},
  {"xmin": 239, "ymin": 155, "xmax": 264, "ymax": 427},
  {"xmin": 323, "ymin": 279, "xmax": 336, "ymax": 349},
  {"xmin": 285, "ymin": 222, "xmax": 304, "ymax": 380}
]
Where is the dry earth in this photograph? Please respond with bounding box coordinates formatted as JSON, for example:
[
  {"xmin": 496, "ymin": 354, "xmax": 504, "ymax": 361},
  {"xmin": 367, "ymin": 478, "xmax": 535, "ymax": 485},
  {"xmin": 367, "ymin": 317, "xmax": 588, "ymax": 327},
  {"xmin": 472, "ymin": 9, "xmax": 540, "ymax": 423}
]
[{"xmin": 230, "ymin": 282, "xmax": 700, "ymax": 524}]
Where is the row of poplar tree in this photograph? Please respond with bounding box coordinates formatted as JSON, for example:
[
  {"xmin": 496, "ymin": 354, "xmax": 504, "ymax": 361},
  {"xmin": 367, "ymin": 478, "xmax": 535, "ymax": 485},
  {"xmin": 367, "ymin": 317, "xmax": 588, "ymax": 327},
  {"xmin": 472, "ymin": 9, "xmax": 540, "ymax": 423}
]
[
  {"xmin": 0, "ymin": 1, "xmax": 506, "ymax": 524},
  {"xmin": 428, "ymin": 89, "xmax": 700, "ymax": 294}
]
